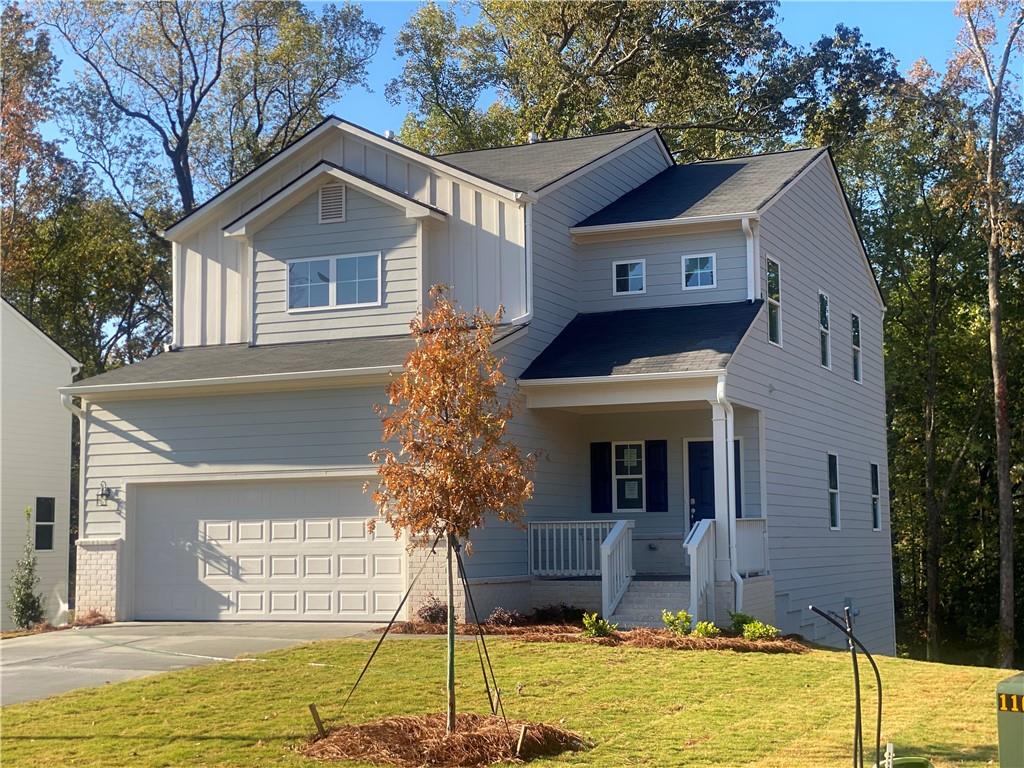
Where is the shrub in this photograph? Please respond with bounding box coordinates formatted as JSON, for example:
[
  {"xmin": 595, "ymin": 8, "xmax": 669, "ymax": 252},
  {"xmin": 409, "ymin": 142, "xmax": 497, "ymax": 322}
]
[
  {"xmin": 532, "ymin": 603, "xmax": 586, "ymax": 624},
  {"xmin": 581, "ymin": 612, "xmax": 617, "ymax": 637},
  {"xmin": 7, "ymin": 509, "xmax": 45, "ymax": 630},
  {"xmin": 486, "ymin": 606, "xmax": 527, "ymax": 627},
  {"xmin": 742, "ymin": 620, "xmax": 781, "ymax": 641},
  {"xmin": 661, "ymin": 609, "xmax": 693, "ymax": 636},
  {"xmin": 692, "ymin": 621, "xmax": 722, "ymax": 638},
  {"xmin": 416, "ymin": 594, "xmax": 448, "ymax": 624},
  {"xmin": 728, "ymin": 611, "xmax": 756, "ymax": 635}
]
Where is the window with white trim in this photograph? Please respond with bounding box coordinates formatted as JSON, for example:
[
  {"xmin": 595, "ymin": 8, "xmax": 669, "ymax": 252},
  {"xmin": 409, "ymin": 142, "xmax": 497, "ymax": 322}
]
[
  {"xmin": 819, "ymin": 292, "xmax": 831, "ymax": 368},
  {"xmin": 613, "ymin": 442, "xmax": 644, "ymax": 511},
  {"xmin": 682, "ymin": 253, "xmax": 716, "ymax": 289},
  {"xmin": 35, "ymin": 497, "xmax": 54, "ymax": 551},
  {"xmin": 870, "ymin": 463, "xmax": 880, "ymax": 530},
  {"xmin": 612, "ymin": 259, "xmax": 645, "ymax": 295},
  {"xmin": 287, "ymin": 253, "xmax": 381, "ymax": 311},
  {"xmin": 827, "ymin": 453, "xmax": 840, "ymax": 529},
  {"xmin": 851, "ymin": 313, "xmax": 862, "ymax": 382},
  {"xmin": 767, "ymin": 257, "xmax": 782, "ymax": 345}
]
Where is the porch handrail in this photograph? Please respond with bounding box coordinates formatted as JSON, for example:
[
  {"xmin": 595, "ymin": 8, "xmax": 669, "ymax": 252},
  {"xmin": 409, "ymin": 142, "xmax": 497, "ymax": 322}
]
[
  {"xmin": 528, "ymin": 520, "xmax": 616, "ymax": 577},
  {"xmin": 600, "ymin": 520, "xmax": 635, "ymax": 618},
  {"xmin": 684, "ymin": 519, "xmax": 715, "ymax": 623},
  {"xmin": 736, "ymin": 517, "xmax": 770, "ymax": 577}
]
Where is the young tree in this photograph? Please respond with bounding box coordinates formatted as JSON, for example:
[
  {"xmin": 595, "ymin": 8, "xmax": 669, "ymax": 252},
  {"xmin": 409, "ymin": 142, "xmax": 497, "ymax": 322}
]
[
  {"xmin": 369, "ymin": 286, "xmax": 535, "ymax": 733},
  {"xmin": 8, "ymin": 509, "xmax": 46, "ymax": 630},
  {"xmin": 953, "ymin": 0, "xmax": 1023, "ymax": 668}
]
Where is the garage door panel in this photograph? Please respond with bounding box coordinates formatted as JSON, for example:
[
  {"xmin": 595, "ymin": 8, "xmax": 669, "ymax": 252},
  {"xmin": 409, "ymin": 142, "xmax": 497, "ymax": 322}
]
[{"xmin": 133, "ymin": 479, "xmax": 405, "ymax": 621}]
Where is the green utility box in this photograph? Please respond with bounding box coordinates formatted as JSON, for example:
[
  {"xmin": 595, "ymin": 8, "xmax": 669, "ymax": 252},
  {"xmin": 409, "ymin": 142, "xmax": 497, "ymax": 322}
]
[{"xmin": 997, "ymin": 672, "xmax": 1024, "ymax": 767}]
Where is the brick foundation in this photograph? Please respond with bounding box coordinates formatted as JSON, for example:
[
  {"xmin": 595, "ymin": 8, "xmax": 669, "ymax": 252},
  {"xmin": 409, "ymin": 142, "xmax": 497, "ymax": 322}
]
[
  {"xmin": 407, "ymin": 538, "xmax": 466, "ymax": 622},
  {"xmin": 75, "ymin": 538, "xmax": 122, "ymax": 620}
]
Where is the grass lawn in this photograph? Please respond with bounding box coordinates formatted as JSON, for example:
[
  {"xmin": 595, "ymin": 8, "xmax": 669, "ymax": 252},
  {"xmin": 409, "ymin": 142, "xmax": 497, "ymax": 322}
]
[{"xmin": 0, "ymin": 637, "xmax": 1009, "ymax": 767}]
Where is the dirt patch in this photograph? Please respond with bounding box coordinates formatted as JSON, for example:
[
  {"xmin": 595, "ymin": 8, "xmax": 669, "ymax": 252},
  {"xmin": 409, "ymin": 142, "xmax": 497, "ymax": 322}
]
[
  {"xmin": 386, "ymin": 622, "xmax": 807, "ymax": 654},
  {"xmin": 300, "ymin": 713, "xmax": 586, "ymax": 766}
]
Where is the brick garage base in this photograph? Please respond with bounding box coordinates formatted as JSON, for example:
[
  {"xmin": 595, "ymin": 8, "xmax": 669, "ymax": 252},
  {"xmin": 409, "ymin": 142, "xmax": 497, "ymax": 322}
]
[
  {"xmin": 75, "ymin": 538, "xmax": 122, "ymax": 620},
  {"xmin": 407, "ymin": 539, "xmax": 466, "ymax": 622}
]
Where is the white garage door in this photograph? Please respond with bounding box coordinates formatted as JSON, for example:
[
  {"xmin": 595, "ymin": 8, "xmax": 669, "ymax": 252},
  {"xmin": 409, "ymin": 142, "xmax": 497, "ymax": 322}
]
[{"xmin": 132, "ymin": 479, "xmax": 405, "ymax": 621}]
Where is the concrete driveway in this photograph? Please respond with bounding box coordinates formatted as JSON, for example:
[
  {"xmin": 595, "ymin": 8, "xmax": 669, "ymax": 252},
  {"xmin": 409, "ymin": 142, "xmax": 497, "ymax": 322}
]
[{"xmin": 0, "ymin": 621, "xmax": 376, "ymax": 705}]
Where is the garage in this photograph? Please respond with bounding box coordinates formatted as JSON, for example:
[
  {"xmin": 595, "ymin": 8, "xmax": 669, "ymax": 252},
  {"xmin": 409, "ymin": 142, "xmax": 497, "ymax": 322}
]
[{"xmin": 131, "ymin": 479, "xmax": 406, "ymax": 621}]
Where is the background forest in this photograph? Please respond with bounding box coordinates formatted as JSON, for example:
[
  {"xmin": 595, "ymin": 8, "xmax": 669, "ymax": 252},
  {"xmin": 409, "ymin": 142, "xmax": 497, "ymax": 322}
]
[{"xmin": 1, "ymin": 0, "xmax": 1020, "ymax": 666}]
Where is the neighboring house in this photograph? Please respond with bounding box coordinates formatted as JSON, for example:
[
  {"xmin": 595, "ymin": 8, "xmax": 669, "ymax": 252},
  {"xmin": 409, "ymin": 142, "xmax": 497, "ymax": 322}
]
[
  {"xmin": 63, "ymin": 117, "xmax": 895, "ymax": 653},
  {"xmin": 1, "ymin": 299, "xmax": 80, "ymax": 630}
]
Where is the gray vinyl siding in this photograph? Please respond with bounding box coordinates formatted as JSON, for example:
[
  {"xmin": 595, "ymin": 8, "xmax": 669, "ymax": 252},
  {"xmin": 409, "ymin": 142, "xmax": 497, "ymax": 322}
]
[
  {"xmin": 253, "ymin": 188, "xmax": 419, "ymax": 344},
  {"xmin": 577, "ymin": 227, "xmax": 748, "ymax": 312},
  {"xmin": 725, "ymin": 157, "xmax": 894, "ymax": 653}
]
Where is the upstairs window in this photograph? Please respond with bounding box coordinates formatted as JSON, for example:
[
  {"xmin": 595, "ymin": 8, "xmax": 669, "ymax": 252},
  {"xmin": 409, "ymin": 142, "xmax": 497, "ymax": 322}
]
[
  {"xmin": 287, "ymin": 253, "xmax": 381, "ymax": 311},
  {"xmin": 851, "ymin": 313, "xmax": 862, "ymax": 382},
  {"xmin": 827, "ymin": 454, "xmax": 840, "ymax": 530},
  {"xmin": 35, "ymin": 497, "xmax": 54, "ymax": 551},
  {"xmin": 767, "ymin": 257, "xmax": 782, "ymax": 345},
  {"xmin": 683, "ymin": 253, "xmax": 716, "ymax": 289},
  {"xmin": 870, "ymin": 463, "xmax": 881, "ymax": 530},
  {"xmin": 318, "ymin": 184, "xmax": 346, "ymax": 223},
  {"xmin": 613, "ymin": 442, "xmax": 644, "ymax": 511},
  {"xmin": 613, "ymin": 259, "xmax": 646, "ymax": 295},
  {"xmin": 819, "ymin": 292, "xmax": 831, "ymax": 368}
]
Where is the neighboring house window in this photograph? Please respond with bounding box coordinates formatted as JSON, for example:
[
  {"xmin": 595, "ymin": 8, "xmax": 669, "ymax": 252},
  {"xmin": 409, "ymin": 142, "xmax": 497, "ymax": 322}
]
[
  {"xmin": 35, "ymin": 497, "xmax": 55, "ymax": 551},
  {"xmin": 682, "ymin": 253, "xmax": 716, "ymax": 289},
  {"xmin": 767, "ymin": 257, "xmax": 782, "ymax": 345},
  {"xmin": 287, "ymin": 253, "xmax": 382, "ymax": 311},
  {"xmin": 827, "ymin": 454, "xmax": 840, "ymax": 529},
  {"xmin": 318, "ymin": 183, "xmax": 346, "ymax": 223},
  {"xmin": 871, "ymin": 463, "xmax": 881, "ymax": 531},
  {"xmin": 851, "ymin": 313, "xmax": 862, "ymax": 383},
  {"xmin": 612, "ymin": 259, "xmax": 645, "ymax": 295},
  {"xmin": 819, "ymin": 292, "xmax": 831, "ymax": 368},
  {"xmin": 613, "ymin": 442, "xmax": 644, "ymax": 511}
]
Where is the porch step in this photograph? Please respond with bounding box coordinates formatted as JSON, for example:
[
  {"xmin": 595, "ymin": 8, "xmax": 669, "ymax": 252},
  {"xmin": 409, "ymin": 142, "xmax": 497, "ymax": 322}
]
[{"xmin": 609, "ymin": 579, "xmax": 690, "ymax": 629}]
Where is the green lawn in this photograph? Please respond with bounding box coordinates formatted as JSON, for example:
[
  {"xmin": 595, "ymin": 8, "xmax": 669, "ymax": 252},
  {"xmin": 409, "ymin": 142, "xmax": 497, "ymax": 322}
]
[{"xmin": 0, "ymin": 638, "xmax": 1010, "ymax": 767}]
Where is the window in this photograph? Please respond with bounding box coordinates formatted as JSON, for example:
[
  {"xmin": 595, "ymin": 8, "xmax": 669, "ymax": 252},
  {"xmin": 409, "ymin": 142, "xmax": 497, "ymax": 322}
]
[
  {"xmin": 827, "ymin": 454, "xmax": 840, "ymax": 529},
  {"xmin": 318, "ymin": 183, "xmax": 346, "ymax": 223},
  {"xmin": 612, "ymin": 259, "xmax": 645, "ymax": 295},
  {"xmin": 870, "ymin": 463, "xmax": 880, "ymax": 530},
  {"xmin": 851, "ymin": 313, "xmax": 862, "ymax": 382},
  {"xmin": 819, "ymin": 292, "xmax": 831, "ymax": 368},
  {"xmin": 767, "ymin": 257, "xmax": 782, "ymax": 345},
  {"xmin": 287, "ymin": 253, "xmax": 381, "ymax": 311},
  {"xmin": 683, "ymin": 253, "xmax": 716, "ymax": 289},
  {"xmin": 613, "ymin": 442, "xmax": 644, "ymax": 511},
  {"xmin": 35, "ymin": 497, "xmax": 54, "ymax": 551}
]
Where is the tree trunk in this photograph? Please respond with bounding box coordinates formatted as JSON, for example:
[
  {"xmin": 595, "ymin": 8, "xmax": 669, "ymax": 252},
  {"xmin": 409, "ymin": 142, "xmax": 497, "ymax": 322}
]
[
  {"xmin": 446, "ymin": 533, "xmax": 456, "ymax": 733},
  {"xmin": 923, "ymin": 288, "xmax": 941, "ymax": 661}
]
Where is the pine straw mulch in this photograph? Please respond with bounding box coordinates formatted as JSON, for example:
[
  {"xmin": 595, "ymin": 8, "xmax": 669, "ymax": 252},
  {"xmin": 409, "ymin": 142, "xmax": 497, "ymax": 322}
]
[
  {"xmin": 387, "ymin": 622, "xmax": 807, "ymax": 654},
  {"xmin": 300, "ymin": 713, "xmax": 587, "ymax": 766},
  {"xmin": 0, "ymin": 610, "xmax": 111, "ymax": 640}
]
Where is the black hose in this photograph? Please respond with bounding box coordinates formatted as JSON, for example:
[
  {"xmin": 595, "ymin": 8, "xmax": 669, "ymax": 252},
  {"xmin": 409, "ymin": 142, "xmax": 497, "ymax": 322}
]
[{"xmin": 844, "ymin": 607, "xmax": 864, "ymax": 768}]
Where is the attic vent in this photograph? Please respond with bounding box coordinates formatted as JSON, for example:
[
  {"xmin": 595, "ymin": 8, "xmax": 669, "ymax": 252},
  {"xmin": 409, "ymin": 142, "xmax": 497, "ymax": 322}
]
[{"xmin": 319, "ymin": 184, "xmax": 346, "ymax": 223}]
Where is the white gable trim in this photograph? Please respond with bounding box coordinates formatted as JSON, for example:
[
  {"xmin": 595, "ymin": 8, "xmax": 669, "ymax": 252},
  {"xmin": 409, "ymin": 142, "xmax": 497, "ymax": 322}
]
[
  {"xmin": 2, "ymin": 300, "xmax": 81, "ymax": 369},
  {"xmin": 222, "ymin": 162, "xmax": 445, "ymax": 239}
]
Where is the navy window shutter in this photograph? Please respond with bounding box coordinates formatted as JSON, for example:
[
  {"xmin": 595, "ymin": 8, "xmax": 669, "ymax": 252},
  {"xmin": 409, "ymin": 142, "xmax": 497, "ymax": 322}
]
[
  {"xmin": 734, "ymin": 440, "xmax": 743, "ymax": 518},
  {"xmin": 590, "ymin": 442, "xmax": 612, "ymax": 514},
  {"xmin": 645, "ymin": 440, "xmax": 668, "ymax": 512}
]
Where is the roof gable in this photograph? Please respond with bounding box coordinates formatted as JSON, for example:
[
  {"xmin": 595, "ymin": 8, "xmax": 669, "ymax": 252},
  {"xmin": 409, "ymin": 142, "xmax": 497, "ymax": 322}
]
[{"xmin": 1, "ymin": 299, "xmax": 80, "ymax": 368}]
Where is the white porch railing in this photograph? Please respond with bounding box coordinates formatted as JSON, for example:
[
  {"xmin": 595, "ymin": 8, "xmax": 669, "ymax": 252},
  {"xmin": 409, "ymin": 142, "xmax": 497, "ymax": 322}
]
[
  {"xmin": 528, "ymin": 520, "xmax": 616, "ymax": 577},
  {"xmin": 736, "ymin": 517, "xmax": 770, "ymax": 577},
  {"xmin": 684, "ymin": 518, "xmax": 715, "ymax": 622},
  {"xmin": 600, "ymin": 520, "xmax": 635, "ymax": 618}
]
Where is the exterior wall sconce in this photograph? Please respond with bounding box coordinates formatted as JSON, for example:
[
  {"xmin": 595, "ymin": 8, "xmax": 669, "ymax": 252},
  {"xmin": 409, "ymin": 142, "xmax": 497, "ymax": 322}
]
[{"xmin": 97, "ymin": 480, "xmax": 113, "ymax": 506}]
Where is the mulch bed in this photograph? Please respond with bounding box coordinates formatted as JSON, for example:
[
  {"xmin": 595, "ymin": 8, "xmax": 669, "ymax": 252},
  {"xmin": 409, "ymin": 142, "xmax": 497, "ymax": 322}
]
[
  {"xmin": 300, "ymin": 713, "xmax": 586, "ymax": 766},
  {"xmin": 0, "ymin": 610, "xmax": 111, "ymax": 640},
  {"xmin": 387, "ymin": 622, "xmax": 807, "ymax": 654}
]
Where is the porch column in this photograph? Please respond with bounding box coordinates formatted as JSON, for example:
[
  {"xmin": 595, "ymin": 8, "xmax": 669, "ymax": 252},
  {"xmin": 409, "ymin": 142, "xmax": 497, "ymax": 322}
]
[{"xmin": 711, "ymin": 402, "xmax": 733, "ymax": 581}]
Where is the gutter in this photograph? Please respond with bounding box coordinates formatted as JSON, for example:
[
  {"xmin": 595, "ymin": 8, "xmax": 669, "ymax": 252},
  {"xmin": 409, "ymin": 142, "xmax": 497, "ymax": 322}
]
[
  {"xmin": 518, "ymin": 369, "xmax": 724, "ymax": 388},
  {"xmin": 716, "ymin": 375, "xmax": 744, "ymax": 612},
  {"xmin": 570, "ymin": 211, "xmax": 759, "ymax": 240}
]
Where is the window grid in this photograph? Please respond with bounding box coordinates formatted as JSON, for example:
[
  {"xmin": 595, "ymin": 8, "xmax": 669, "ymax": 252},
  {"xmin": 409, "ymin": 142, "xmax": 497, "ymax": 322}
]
[
  {"xmin": 613, "ymin": 441, "xmax": 644, "ymax": 512},
  {"xmin": 287, "ymin": 252, "xmax": 381, "ymax": 312},
  {"xmin": 819, "ymin": 292, "xmax": 831, "ymax": 369},
  {"xmin": 827, "ymin": 454, "xmax": 840, "ymax": 530},
  {"xmin": 682, "ymin": 253, "xmax": 716, "ymax": 289},
  {"xmin": 870, "ymin": 463, "xmax": 880, "ymax": 531},
  {"xmin": 851, "ymin": 313, "xmax": 862, "ymax": 383},
  {"xmin": 35, "ymin": 497, "xmax": 55, "ymax": 551},
  {"xmin": 612, "ymin": 259, "xmax": 645, "ymax": 295},
  {"xmin": 767, "ymin": 257, "xmax": 782, "ymax": 345}
]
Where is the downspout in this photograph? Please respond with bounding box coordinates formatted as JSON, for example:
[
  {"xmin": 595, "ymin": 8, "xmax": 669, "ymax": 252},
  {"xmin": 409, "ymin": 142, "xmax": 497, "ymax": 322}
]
[
  {"xmin": 716, "ymin": 376, "xmax": 744, "ymax": 611},
  {"xmin": 61, "ymin": 391, "xmax": 87, "ymax": 554},
  {"xmin": 742, "ymin": 216, "xmax": 756, "ymax": 302}
]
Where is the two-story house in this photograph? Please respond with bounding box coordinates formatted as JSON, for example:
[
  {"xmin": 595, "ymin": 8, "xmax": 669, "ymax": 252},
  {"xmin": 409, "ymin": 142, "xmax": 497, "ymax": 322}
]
[{"xmin": 62, "ymin": 118, "xmax": 895, "ymax": 653}]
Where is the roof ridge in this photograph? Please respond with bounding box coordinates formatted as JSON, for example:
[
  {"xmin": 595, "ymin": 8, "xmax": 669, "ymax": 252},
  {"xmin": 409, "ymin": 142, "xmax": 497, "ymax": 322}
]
[
  {"xmin": 437, "ymin": 127, "xmax": 652, "ymax": 157},
  {"xmin": 678, "ymin": 145, "xmax": 827, "ymax": 167}
]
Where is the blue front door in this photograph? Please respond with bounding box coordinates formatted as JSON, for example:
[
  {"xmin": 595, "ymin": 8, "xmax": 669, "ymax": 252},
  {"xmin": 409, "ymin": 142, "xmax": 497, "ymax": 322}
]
[{"xmin": 687, "ymin": 440, "xmax": 742, "ymax": 527}]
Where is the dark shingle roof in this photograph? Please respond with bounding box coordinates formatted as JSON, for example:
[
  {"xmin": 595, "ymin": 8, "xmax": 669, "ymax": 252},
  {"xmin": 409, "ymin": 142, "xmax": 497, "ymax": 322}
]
[
  {"xmin": 439, "ymin": 129, "xmax": 654, "ymax": 193},
  {"xmin": 520, "ymin": 302, "xmax": 762, "ymax": 380},
  {"xmin": 68, "ymin": 324, "xmax": 526, "ymax": 390},
  {"xmin": 576, "ymin": 148, "xmax": 825, "ymax": 227}
]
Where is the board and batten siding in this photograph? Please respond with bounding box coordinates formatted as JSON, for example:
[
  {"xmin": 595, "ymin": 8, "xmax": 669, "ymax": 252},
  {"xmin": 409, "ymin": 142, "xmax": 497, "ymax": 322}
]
[
  {"xmin": 175, "ymin": 125, "xmax": 526, "ymax": 347},
  {"xmin": 576, "ymin": 226, "xmax": 748, "ymax": 313},
  {"xmin": 253, "ymin": 188, "xmax": 419, "ymax": 344},
  {"xmin": 725, "ymin": 157, "xmax": 894, "ymax": 653}
]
